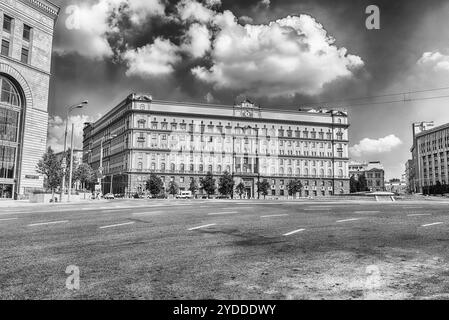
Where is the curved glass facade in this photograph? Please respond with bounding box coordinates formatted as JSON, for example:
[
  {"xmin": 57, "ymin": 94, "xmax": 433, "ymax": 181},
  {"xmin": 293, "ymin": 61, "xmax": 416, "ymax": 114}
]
[{"xmin": 0, "ymin": 75, "xmax": 22, "ymax": 199}]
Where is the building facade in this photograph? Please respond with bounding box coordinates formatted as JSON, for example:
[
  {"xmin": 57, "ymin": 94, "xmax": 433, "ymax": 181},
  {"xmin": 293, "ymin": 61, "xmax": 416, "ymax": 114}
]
[
  {"xmin": 0, "ymin": 0, "xmax": 59, "ymax": 199},
  {"xmin": 412, "ymin": 122, "xmax": 449, "ymax": 193},
  {"xmin": 83, "ymin": 94, "xmax": 350, "ymax": 198},
  {"xmin": 349, "ymin": 161, "xmax": 385, "ymax": 192}
]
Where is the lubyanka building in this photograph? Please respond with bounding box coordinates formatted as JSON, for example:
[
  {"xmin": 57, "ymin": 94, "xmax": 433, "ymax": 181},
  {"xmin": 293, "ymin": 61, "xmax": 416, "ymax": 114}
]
[
  {"xmin": 83, "ymin": 94, "xmax": 350, "ymax": 198},
  {"xmin": 0, "ymin": 0, "xmax": 59, "ymax": 199}
]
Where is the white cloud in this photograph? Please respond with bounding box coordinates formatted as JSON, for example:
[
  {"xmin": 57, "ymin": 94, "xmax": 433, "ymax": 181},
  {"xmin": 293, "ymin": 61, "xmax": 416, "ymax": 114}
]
[
  {"xmin": 349, "ymin": 135, "xmax": 403, "ymax": 157},
  {"xmin": 182, "ymin": 23, "xmax": 212, "ymax": 58},
  {"xmin": 177, "ymin": 0, "xmax": 216, "ymax": 23},
  {"xmin": 258, "ymin": 0, "xmax": 271, "ymax": 8},
  {"xmin": 204, "ymin": 0, "xmax": 222, "ymax": 8},
  {"xmin": 238, "ymin": 15, "xmax": 254, "ymax": 25},
  {"xmin": 59, "ymin": 0, "xmax": 165, "ymax": 59},
  {"xmin": 192, "ymin": 13, "xmax": 364, "ymax": 97},
  {"xmin": 122, "ymin": 38, "xmax": 181, "ymax": 77},
  {"xmin": 417, "ymin": 51, "xmax": 449, "ymax": 71},
  {"xmin": 47, "ymin": 114, "xmax": 99, "ymax": 153}
]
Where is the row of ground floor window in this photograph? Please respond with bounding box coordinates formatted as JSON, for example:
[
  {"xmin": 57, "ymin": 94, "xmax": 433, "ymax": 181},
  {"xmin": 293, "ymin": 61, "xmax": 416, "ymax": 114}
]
[{"xmin": 98, "ymin": 173, "xmax": 350, "ymax": 198}]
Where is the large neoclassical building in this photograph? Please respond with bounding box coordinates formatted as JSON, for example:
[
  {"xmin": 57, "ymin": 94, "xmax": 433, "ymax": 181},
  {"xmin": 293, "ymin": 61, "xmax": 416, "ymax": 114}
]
[
  {"xmin": 0, "ymin": 0, "xmax": 59, "ymax": 199},
  {"xmin": 83, "ymin": 94, "xmax": 350, "ymax": 198}
]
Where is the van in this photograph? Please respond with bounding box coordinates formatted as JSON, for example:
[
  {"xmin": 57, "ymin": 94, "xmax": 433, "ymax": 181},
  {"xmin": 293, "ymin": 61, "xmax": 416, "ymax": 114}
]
[{"xmin": 176, "ymin": 191, "xmax": 193, "ymax": 199}]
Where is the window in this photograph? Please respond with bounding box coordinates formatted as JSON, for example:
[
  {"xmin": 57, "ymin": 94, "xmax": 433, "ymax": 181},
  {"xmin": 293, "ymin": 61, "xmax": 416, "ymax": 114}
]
[
  {"xmin": 1, "ymin": 40, "xmax": 10, "ymax": 56},
  {"xmin": 3, "ymin": 15, "xmax": 12, "ymax": 33},
  {"xmin": 23, "ymin": 24, "xmax": 32, "ymax": 41},
  {"xmin": 1, "ymin": 76, "xmax": 21, "ymax": 107},
  {"xmin": 21, "ymin": 48, "xmax": 29, "ymax": 64},
  {"xmin": 0, "ymin": 146, "xmax": 16, "ymax": 179}
]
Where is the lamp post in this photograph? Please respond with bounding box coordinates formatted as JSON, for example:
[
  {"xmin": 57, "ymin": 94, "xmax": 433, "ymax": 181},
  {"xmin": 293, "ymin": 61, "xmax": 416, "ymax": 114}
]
[
  {"xmin": 61, "ymin": 100, "xmax": 88, "ymax": 201},
  {"xmin": 99, "ymin": 134, "xmax": 117, "ymax": 195}
]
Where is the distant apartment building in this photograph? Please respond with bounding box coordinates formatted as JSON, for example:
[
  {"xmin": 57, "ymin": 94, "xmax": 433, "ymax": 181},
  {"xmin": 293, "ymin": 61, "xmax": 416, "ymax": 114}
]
[
  {"xmin": 55, "ymin": 149, "xmax": 83, "ymax": 167},
  {"xmin": 349, "ymin": 161, "xmax": 385, "ymax": 192},
  {"xmin": 411, "ymin": 121, "xmax": 449, "ymax": 193},
  {"xmin": 83, "ymin": 94, "xmax": 351, "ymax": 198},
  {"xmin": 405, "ymin": 159, "xmax": 414, "ymax": 193},
  {"xmin": 385, "ymin": 178, "xmax": 407, "ymax": 194},
  {"xmin": 0, "ymin": 0, "xmax": 59, "ymax": 199}
]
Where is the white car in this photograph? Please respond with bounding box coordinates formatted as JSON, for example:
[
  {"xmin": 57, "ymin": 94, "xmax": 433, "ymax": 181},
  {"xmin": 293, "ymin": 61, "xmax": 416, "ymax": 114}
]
[
  {"xmin": 176, "ymin": 191, "xmax": 193, "ymax": 199},
  {"xmin": 104, "ymin": 193, "xmax": 115, "ymax": 199}
]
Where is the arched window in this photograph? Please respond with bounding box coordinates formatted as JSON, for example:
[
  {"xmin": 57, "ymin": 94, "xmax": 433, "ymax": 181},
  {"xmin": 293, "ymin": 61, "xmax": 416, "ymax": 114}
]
[
  {"xmin": 190, "ymin": 164, "xmax": 194, "ymax": 172},
  {"xmin": 180, "ymin": 164, "xmax": 185, "ymax": 172},
  {"xmin": 288, "ymin": 167, "xmax": 292, "ymax": 176},
  {"xmin": 208, "ymin": 165, "xmax": 213, "ymax": 173},
  {"xmin": 137, "ymin": 162, "xmax": 143, "ymax": 171},
  {"xmin": 305, "ymin": 168, "xmax": 309, "ymax": 176},
  {"xmin": 312, "ymin": 168, "xmax": 317, "ymax": 177},
  {"xmin": 338, "ymin": 169, "xmax": 343, "ymax": 178},
  {"xmin": 320, "ymin": 169, "xmax": 324, "ymax": 177},
  {"xmin": 328, "ymin": 169, "xmax": 332, "ymax": 177},
  {"xmin": 199, "ymin": 164, "xmax": 204, "ymax": 172},
  {"xmin": 161, "ymin": 162, "xmax": 166, "ymax": 171},
  {"xmin": 170, "ymin": 163, "xmax": 175, "ymax": 172},
  {"xmin": 217, "ymin": 165, "xmax": 222, "ymax": 173},
  {"xmin": 226, "ymin": 165, "xmax": 230, "ymax": 172},
  {"xmin": 0, "ymin": 76, "xmax": 22, "ymax": 107}
]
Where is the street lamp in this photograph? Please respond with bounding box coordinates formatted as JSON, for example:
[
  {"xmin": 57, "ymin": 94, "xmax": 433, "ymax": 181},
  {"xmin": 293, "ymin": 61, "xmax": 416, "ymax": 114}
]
[
  {"xmin": 61, "ymin": 100, "xmax": 88, "ymax": 201},
  {"xmin": 99, "ymin": 134, "xmax": 117, "ymax": 195}
]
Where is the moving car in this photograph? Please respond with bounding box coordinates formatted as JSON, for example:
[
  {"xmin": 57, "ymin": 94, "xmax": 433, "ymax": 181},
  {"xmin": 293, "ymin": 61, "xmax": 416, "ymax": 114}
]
[{"xmin": 104, "ymin": 193, "xmax": 115, "ymax": 200}]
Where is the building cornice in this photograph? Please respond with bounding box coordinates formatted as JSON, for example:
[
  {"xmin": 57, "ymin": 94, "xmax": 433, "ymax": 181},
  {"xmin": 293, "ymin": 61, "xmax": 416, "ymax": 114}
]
[{"xmin": 21, "ymin": 0, "xmax": 60, "ymax": 20}]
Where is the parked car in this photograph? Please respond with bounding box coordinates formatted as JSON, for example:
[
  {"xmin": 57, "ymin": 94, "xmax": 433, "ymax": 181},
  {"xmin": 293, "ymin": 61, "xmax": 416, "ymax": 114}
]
[
  {"xmin": 176, "ymin": 191, "xmax": 193, "ymax": 199},
  {"xmin": 104, "ymin": 193, "xmax": 115, "ymax": 199}
]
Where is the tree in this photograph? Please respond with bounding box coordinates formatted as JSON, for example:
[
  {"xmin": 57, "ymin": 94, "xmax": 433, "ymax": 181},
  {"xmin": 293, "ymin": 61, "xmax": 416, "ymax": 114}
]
[
  {"xmin": 218, "ymin": 171, "xmax": 234, "ymax": 197},
  {"xmin": 167, "ymin": 180, "xmax": 179, "ymax": 197},
  {"xmin": 287, "ymin": 179, "xmax": 303, "ymax": 198},
  {"xmin": 235, "ymin": 182, "xmax": 246, "ymax": 199},
  {"xmin": 350, "ymin": 175, "xmax": 357, "ymax": 193},
  {"xmin": 357, "ymin": 174, "xmax": 369, "ymax": 192},
  {"xmin": 189, "ymin": 178, "xmax": 199, "ymax": 198},
  {"xmin": 146, "ymin": 173, "xmax": 164, "ymax": 197},
  {"xmin": 200, "ymin": 172, "xmax": 216, "ymax": 198},
  {"xmin": 256, "ymin": 179, "xmax": 270, "ymax": 199},
  {"xmin": 36, "ymin": 147, "xmax": 63, "ymax": 201},
  {"xmin": 74, "ymin": 163, "xmax": 94, "ymax": 191}
]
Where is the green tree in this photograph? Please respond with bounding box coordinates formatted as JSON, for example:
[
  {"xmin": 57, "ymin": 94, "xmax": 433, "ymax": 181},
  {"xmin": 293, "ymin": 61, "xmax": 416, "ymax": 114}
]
[
  {"xmin": 146, "ymin": 173, "xmax": 164, "ymax": 197},
  {"xmin": 189, "ymin": 178, "xmax": 199, "ymax": 198},
  {"xmin": 74, "ymin": 163, "xmax": 94, "ymax": 191},
  {"xmin": 350, "ymin": 175, "xmax": 357, "ymax": 193},
  {"xmin": 235, "ymin": 182, "xmax": 246, "ymax": 199},
  {"xmin": 167, "ymin": 180, "xmax": 179, "ymax": 197},
  {"xmin": 357, "ymin": 174, "xmax": 369, "ymax": 192},
  {"xmin": 218, "ymin": 171, "xmax": 234, "ymax": 197},
  {"xmin": 200, "ymin": 172, "xmax": 216, "ymax": 198},
  {"xmin": 256, "ymin": 179, "xmax": 270, "ymax": 199},
  {"xmin": 36, "ymin": 146, "xmax": 63, "ymax": 201},
  {"xmin": 287, "ymin": 179, "xmax": 303, "ymax": 198}
]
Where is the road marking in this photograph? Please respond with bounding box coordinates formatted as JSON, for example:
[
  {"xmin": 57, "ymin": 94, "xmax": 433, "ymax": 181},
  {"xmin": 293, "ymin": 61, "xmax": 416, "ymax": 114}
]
[
  {"xmin": 0, "ymin": 217, "xmax": 19, "ymax": 221},
  {"xmin": 283, "ymin": 228, "xmax": 305, "ymax": 236},
  {"xmin": 421, "ymin": 222, "xmax": 444, "ymax": 227},
  {"xmin": 188, "ymin": 223, "xmax": 217, "ymax": 231},
  {"xmin": 304, "ymin": 208, "xmax": 331, "ymax": 211},
  {"xmin": 99, "ymin": 222, "xmax": 135, "ymax": 229},
  {"xmin": 408, "ymin": 214, "xmax": 432, "ymax": 217},
  {"xmin": 261, "ymin": 214, "xmax": 289, "ymax": 218},
  {"xmin": 336, "ymin": 218, "xmax": 361, "ymax": 223},
  {"xmin": 28, "ymin": 220, "xmax": 69, "ymax": 227},
  {"xmin": 354, "ymin": 211, "xmax": 380, "ymax": 214},
  {"xmin": 308, "ymin": 206, "xmax": 332, "ymax": 208},
  {"xmin": 208, "ymin": 211, "xmax": 238, "ymax": 215},
  {"xmin": 133, "ymin": 211, "xmax": 163, "ymax": 216}
]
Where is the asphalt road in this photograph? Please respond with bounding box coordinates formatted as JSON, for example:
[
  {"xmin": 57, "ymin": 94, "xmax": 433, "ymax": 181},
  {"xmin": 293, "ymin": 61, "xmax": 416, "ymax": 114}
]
[{"xmin": 1, "ymin": 199, "xmax": 449, "ymax": 299}]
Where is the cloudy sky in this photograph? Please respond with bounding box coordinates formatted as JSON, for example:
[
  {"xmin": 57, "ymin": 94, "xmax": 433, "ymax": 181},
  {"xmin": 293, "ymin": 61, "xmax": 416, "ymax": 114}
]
[{"xmin": 47, "ymin": 0, "xmax": 449, "ymax": 179}]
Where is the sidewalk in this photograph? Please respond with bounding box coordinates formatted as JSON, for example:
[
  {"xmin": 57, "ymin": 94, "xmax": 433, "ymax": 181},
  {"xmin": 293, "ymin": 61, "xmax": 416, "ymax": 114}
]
[{"xmin": 0, "ymin": 199, "xmax": 108, "ymax": 208}]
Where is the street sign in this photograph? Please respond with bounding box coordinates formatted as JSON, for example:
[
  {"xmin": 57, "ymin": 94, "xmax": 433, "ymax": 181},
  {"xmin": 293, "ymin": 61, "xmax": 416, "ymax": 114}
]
[{"xmin": 61, "ymin": 158, "xmax": 67, "ymax": 169}]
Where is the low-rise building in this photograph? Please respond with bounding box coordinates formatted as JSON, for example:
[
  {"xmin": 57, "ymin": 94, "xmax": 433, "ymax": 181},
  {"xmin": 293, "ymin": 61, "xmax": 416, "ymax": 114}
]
[{"xmin": 349, "ymin": 160, "xmax": 385, "ymax": 192}]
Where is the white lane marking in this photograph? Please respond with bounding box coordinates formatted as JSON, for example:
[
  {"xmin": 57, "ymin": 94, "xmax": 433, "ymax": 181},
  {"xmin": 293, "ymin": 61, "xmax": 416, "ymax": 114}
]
[
  {"xmin": 307, "ymin": 206, "xmax": 332, "ymax": 208},
  {"xmin": 261, "ymin": 214, "xmax": 289, "ymax": 218},
  {"xmin": 99, "ymin": 222, "xmax": 135, "ymax": 229},
  {"xmin": 208, "ymin": 211, "xmax": 238, "ymax": 216},
  {"xmin": 304, "ymin": 208, "xmax": 331, "ymax": 211},
  {"xmin": 336, "ymin": 218, "xmax": 361, "ymax": 223},
  {"xmin": 28, "ymin": 220, "xmax": 69, "ymax": 227},
  {"xmin": 188, "ymin": 223, "xmax": 217, "ymax": 231},
  {"xmin": 133, "ymin": 211, "xmax": 163, "ymax": 216},
  {"xmin": 354, "ymin": 211, "xmax": 380, "ymax": 214},
  {"xmin": 408, "ymin": 214, "xmax": 432, "ymax": 217},
  {"xmin": 0, "ymin": 217, "xmax": 19, "ymax": 221},
  {"xmin": 421, "ymin": 222, "xmax": 444, "ymax": 227},
  {"xmin": 283, "ymin": 228, "xmax": 305, "ymax": 236}
]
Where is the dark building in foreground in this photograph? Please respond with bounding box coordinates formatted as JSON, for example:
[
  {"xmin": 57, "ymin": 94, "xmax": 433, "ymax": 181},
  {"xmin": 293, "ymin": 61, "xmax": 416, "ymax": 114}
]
[{"xmin": 83, "ymin": 94, "xmax": 350, "ymax": 198}]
